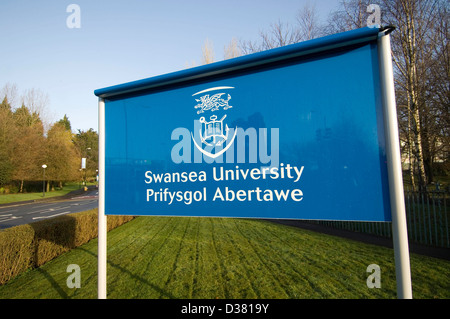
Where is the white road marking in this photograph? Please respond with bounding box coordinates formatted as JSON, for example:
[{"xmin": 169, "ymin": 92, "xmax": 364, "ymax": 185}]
[
  {"xmin": 32, "ymin": 211, "xmax": 71, "ymax": 220},
  {"xmin": 27, "ymin": 206, "xmax": 71, "ymax": 215},
  {"xmin": 0, "ymin": 209, "xmax": 18, "ymax": 214},
  {"xmin": 0, "ymin": 216, "xmax": 21, "ymax": 223}
]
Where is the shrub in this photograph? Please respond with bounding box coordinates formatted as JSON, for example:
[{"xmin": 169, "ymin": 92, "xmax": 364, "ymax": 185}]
[
  {"xmin": 0, "ymin": 226, "xmax": 35, "ymax": 285},
  {"xmin": 0, "ymin": 209, "xmax": 133, "ymax": 285}
]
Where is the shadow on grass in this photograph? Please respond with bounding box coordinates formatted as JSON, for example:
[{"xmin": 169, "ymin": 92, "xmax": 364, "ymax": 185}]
[
  {"xmin": 78, "ymin": 247, "xmax": 176, "ymax": 299},
  {"xmin": 20, "ymin": 213, "xmax": 140, "ymax": 299},
  {"xmin": 29, "ymin": 215, "xmax": 77, "ymax": 299},
  {"xmin": 35, "ymin": 267, "xmax": 69, "ymax": 299}
]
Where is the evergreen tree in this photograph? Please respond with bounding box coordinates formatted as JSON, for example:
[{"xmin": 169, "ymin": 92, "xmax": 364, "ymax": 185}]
[{"xmin": 57, "ymin": 114, "xmax": 72, "ymax": 132}]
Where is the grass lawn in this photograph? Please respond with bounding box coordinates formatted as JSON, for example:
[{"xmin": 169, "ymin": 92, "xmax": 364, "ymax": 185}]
[
  {"xmin": 0, "ymin": 183, "xmax": 90, "ymax": 205},
  {"xmin": 0, "ymin": 216, "xmax": 448, "ymax": 299}
]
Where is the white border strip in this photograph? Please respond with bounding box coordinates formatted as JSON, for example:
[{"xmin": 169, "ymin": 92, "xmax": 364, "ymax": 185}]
[
  {"xmin": 98, "ymin": 97, "xmax": 107, "ymax": 299},
  {"xmin": 378, "ymin": 33, "xmax": 412, "ymax": 299},
  {"xmin": 192, "ymin": 86, "xmax": 234, "ymax": 96}
]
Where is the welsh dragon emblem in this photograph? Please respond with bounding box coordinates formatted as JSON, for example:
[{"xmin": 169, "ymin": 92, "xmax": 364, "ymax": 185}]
[
  {"xmin": 190, "ymin": 86, "xmax": 238, "ymax": 159},
  {"xmin": 195, "ymin": 93, "xmax": 232, "ymax": 114}
]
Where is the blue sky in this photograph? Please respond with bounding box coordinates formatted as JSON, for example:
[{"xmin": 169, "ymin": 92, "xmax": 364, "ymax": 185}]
[{"xmin": 0, "ymin": 0, "xmax": 341, "ymax": 132}]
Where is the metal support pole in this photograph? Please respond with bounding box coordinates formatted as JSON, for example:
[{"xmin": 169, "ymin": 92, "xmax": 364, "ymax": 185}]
[
  {"xmin": 378, "ymin": 30, "xmax": 412, "ymax": 299},
  {"xmin": 43, "ymin": 168, "xmax": 45, "ymax": 197},
  {"xmin": 42, "ymin": 164, "xmax": 47, "ymax": 197},
  {"xmin": 98, "ymin": 97, "xmax": 107, "ymax": 299}
]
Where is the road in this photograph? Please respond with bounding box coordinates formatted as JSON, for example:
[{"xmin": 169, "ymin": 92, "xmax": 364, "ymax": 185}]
[{"xmin": 0, "ymin": 188, "xmax": 98, "ymax": 230}]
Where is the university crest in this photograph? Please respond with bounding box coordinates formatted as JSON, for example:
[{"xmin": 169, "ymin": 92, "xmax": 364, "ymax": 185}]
[{"xmin": 191, "ymin": 86, "xmax": 238, "ymax": 159}]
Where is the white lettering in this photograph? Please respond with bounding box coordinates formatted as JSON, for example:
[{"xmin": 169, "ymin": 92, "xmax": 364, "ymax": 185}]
[
  {"xmin": 146, "ymin": 188, "xmax": 207, "ymax": 205},
  {"xmin": 367, "ymin": 4, "xmax": 381, "ymax": 27},
  {"xmin": 171, "ymin": 125, "xmax": 280, "ymax": 167},
  {"xmin": 66, "ymin": 264, "xmax": 81, "ymax": 288},
  {"xmin": 225, "ymin": 303, "xmax": 269, "ymax": 314},
  {"xmin": 66, "ymin": 4, "xmax": 81, "ymax": 29},
  {"xmin": 144, "ymin": 165, "xmax": 305, "ymax": 206},
  {"xmin": 291, "ymin": 189, "xmax": 304, "ymax": 201},
  {"xmin": 171, "ymin": 127, "xmax": 191, "ymax": 163},
  {"xmin": 366, "ymin": 264, "xmax": 381, "ymax": 288},
  {"xmin": 181, "ymin": 303, "xmax": 215, "ymax": 316},
  {"xmin": 212, "ymin": 165, "xmax": 304, "ymax": 183},
  {"xmin": 144, "ymin": 170, "xmax": 206, "ymax": 184},
  {"xmin": 212, "ymin": 187, "xmax": 303, "ymax": 202}
]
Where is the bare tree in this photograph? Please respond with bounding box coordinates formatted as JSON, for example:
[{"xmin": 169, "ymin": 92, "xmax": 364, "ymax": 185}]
[
  {"xmin": 326, "ymin": 0, "xmax": 371, "ymax": 34},
  {"xmin": 240, "ymin": 20, "xmax": 301, "ymax": 54},
  {"xmin": 21, "ymin": 88, "xmax": 52, "ymax": 132},
  {"xmin": 326, "ymin": 0, "xmax": 448, "ymax": 190},
  {"xmin": 296, "ymin": 3, "xmax": 323, "ymax": 41},
  {"xmin": 21, "ymin": 88, "xmax": 49, "ymax": 117},
  {"xmin": 381, "ymin": 0, "xmax": 445, "ymax": 189},
  {"xmin": 224, "ymin": 37, "xmax": 241, "ymax": 60},
  {"xmin": 239, "ymin": 4, "xmax": 323, "ymax": 54},
  {"xmin": 424, "ymin": 4, "xmax": 450, "ymax": 178},
  {"xmin": 0, "ymin": 83, "xmax": 19, "ymax": 109},
  {"xmin": 201, "ymin": 38, "xmax": 215, "ymax": 65}
]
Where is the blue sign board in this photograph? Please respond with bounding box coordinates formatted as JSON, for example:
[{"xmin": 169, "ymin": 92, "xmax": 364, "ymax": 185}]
[{"xmin": 95, "ymin": 26, "xmax": 392, "ymax": 221}]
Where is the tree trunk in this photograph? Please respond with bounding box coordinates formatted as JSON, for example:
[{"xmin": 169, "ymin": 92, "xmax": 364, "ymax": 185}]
[
  {"xmin": 407, "ymin": 99, "xmax": 416, "ymax": 191},
  {"xmin": 404, "ymin": 0, "xmax": 428, "ymax": 191}
]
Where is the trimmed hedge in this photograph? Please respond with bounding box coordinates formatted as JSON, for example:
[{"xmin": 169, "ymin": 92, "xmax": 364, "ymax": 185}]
[{"xmin": 0, "ymin": 209, "xmax": 133, "ymax": 285}]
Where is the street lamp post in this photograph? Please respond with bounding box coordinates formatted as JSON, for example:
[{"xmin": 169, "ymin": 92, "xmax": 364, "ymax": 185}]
[
  {"xmin": 42, "ymin": 164, "xmax": 47, "ymax": 197},
  {"xmin": 81, "ymin": 147, "xmax": 92, "ymax": 187},
  {"xmin": 85, "ymin": 147, "xmax": 91, "ymax": 186}
]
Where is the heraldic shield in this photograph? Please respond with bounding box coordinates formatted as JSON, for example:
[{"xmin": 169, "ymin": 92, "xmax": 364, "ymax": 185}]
[
  {"xmin": 199, "ymin": 114, "xmax": 229, "ymax": 146},
  {"xmin": 191, "ymin": 86, "xmax": 237, "ymax": 159}
]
